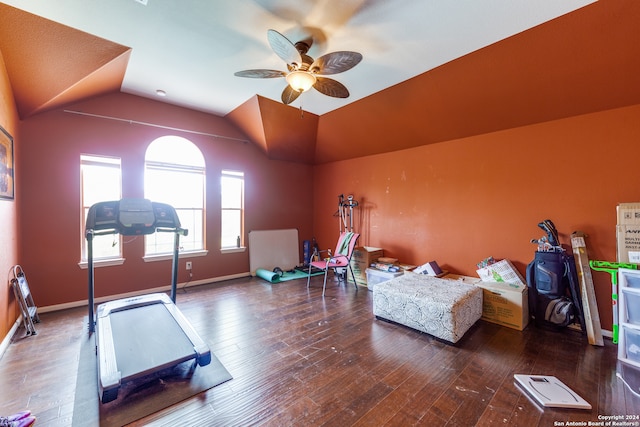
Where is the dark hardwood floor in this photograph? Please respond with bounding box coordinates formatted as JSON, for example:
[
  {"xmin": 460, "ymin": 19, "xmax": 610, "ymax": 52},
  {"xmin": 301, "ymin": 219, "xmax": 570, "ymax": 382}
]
[{"xmin": 1, "ymin": 274, "xmax": 638, "ymax": 426}]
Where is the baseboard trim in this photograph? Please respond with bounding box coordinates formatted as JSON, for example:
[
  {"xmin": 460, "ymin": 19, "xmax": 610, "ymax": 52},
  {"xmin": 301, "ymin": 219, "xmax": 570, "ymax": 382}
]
[
  {"xmin": 38, "ymin": 272, "xmax": 251, "ymax": 314},
  {"xmin": 0, "ymin": 317, "xmax": 22, "ymax": 360}
]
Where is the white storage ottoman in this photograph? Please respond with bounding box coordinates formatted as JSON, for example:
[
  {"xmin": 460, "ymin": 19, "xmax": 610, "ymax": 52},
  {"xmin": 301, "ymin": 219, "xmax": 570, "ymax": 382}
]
[{"xmin": 373, "ymin": 272, "xmax": 483, "ymax": 343}]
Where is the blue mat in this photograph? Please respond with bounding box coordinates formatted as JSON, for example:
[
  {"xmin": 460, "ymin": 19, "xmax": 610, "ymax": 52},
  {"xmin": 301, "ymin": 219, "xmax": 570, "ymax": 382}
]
[{"xmin": 256, "ymin": 268, "xmax": 323, "ymax": 283}]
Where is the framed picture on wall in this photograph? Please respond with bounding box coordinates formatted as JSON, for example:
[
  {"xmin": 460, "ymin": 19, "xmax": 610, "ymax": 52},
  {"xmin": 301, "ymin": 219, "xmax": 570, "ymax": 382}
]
[{"xmin": 0, "ymin": 125, "xmax": 14, "ymax": 200}]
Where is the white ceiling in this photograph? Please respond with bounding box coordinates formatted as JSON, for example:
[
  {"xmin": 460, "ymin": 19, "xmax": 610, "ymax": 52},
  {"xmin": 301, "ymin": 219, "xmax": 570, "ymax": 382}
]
[{"xmin": 1, "ymin": 0, "xmax": 595, "ymax": 116}]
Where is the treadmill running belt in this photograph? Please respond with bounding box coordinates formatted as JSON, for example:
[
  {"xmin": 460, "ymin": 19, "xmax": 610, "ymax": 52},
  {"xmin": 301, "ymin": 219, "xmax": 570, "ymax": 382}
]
[{"xmin": 109, "ymin": 304, "xmax": 197, "ymax": 380}]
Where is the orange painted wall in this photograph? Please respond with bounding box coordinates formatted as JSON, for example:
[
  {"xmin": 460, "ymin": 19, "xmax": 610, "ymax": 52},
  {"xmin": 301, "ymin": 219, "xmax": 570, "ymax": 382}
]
[
  {"xmin": 313, "ymin": 104, "xmax": 640, "ymax": 332},
  {"xmin": 0, "ymin": 50, "xmax": 19, "ymax": 341},
  {"xmin": 15, "ymin": 93, "xmax": 314, "ymax": 309},
  {"xmin": 313, "ymin": 1, "xmax": 640, "ymax": 165}
]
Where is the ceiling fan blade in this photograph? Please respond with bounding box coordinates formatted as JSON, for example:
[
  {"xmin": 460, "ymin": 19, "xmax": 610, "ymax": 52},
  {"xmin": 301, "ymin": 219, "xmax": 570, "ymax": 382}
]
[
  {"xmin": 313, "ymin": 77, "xmax": 350, "ymax": 98},
  {"xmin": 234, "ymin": 69, "xmax": 287, "ymax": 78},
  {"xmin": 267, "ymin": 29, "xmax": 302, "ymax": 67},
  {"xmin": 281, "ymin": 85, "xmax": 302, "ymax": 105},
  {"xmin": 311, "ymin": 51, "xmax": 362, "ymax": 75}
]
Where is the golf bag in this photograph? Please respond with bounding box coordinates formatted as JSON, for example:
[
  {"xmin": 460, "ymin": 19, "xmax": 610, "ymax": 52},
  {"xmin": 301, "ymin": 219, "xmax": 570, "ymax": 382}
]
[{"xmin": 527, "ymin": 220, "xmax": 585, "ymax": 331}]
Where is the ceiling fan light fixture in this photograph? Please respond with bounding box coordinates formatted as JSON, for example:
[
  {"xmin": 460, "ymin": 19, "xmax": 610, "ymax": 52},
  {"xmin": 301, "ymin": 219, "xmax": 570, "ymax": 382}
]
[
  {"xmin": 285, "ymin": 70, "xmax": 316, "ymax": 93},
  {"xmin": 235, "ymin": 30, "xmax": 361, "ymax": 104}
]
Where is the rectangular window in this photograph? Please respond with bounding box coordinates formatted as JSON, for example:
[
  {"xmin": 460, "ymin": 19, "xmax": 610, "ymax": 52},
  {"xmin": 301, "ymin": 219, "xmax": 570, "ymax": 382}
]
[
  {"xmin": 221, "ymin": 170, "xmax": 244, "ymax": 248},
  {"xmin": 145, "ymin": 162, "xmax": 205, "ymax": 255},
  {"xmin": 80, "ymin": 154, "xmax": 122, "ymax": 261}
]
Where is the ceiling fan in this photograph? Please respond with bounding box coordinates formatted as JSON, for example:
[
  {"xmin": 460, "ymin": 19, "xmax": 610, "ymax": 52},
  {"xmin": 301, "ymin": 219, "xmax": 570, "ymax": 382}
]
[{"xmin": 235, "ymin": 29, "xmax": 363, "ymax": 105}]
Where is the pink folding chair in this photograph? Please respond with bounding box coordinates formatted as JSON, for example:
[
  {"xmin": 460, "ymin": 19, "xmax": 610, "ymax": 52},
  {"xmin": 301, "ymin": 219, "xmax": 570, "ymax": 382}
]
[{"xmin": 307, "ymin": 232, "xmax": 360, "ymax": 296}]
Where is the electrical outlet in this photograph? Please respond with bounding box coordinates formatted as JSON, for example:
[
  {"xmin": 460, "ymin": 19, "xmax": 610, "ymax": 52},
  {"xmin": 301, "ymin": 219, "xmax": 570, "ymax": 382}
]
[{"xmin": 186, "ymin": 261, "xmax": 192, "ymax": 271}]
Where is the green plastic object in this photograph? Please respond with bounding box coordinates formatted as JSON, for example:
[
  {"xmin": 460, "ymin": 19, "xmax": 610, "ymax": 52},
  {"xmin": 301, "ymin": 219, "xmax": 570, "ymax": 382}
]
[{"xmin": 589, "ymin": 260, "xmax": 637, "ymax": 344}]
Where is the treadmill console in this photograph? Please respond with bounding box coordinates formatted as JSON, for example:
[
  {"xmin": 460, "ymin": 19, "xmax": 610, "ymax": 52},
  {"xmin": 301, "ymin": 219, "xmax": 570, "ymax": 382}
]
[
  {"xmin": 85, "ymin": 198, "xmax": 182, "ymax": 236},
  {"xmin": 85, "ymin": 200, "xmax": 119, "ymax": 232},
  {"xmin": 152, "ymin": 202, "xmax": 181, "ymax": 230},
  {"xmin": 118, "ymin": 198, "xmax": 156, "ymax": 235}
]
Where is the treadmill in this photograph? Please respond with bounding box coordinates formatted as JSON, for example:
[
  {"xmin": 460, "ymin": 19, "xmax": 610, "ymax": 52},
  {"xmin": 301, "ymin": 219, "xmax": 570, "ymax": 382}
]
[{"xmin": 85, "ymin": 198, "xmax": 211, "ymax": 403}]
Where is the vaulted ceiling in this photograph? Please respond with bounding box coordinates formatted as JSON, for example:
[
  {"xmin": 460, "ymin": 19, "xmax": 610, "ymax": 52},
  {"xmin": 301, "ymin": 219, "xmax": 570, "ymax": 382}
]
[{"xmin": 1, "ymin": 1, "xmax": 639, "ymax": 164}]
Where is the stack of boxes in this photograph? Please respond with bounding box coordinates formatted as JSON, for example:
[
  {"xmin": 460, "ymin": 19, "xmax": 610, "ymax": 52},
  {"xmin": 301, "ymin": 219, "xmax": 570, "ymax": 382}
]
[
  {"xmin": 348, "ymin": 247, "xmax": 384, "ymax": 287},
  {"xmin": 613, "ymin": 205, "xmax": 640, "ymax": 388},
  {"xmin": 617, "ymin": 203, "xmax": 640, "ymax": 263},
  {"xmin": 348, "ymin": 247, "xmax": 410, "ymax": 291}
]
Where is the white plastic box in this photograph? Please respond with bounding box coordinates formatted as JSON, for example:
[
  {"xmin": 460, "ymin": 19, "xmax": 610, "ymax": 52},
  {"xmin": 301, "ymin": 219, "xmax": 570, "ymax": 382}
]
[
  {"xmin": 622, "ymin": 324, "xmax": 640, "ymax": 365},
  {"xmin": 365, "ymin": 268, "xmax": 403, "ymax": 292},
  {"xmin": 622, "ymin": 273, "xmax": 640, "ymax": 289},
  {"xmin": 622, "ymin": 288, "xmax": 640, "ymax": 326}
]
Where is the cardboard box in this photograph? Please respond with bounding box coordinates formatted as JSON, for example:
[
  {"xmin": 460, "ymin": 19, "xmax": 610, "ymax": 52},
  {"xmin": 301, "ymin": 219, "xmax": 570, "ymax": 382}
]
[
  {"xmin": 444, "ymin": 273, "xmax": 528, "ymax": 330},
  {"xmin": 618, "ymin": 203, "xmax": 640, "ymax": 225},
  {"xmin": 617, "ymin": 224, "xmax": 640, "ymax": 263},
  {"xmin": 476, "ymin": 259, "xmax": 526, "ymax": 287},
  {"xmin": 475, "ymin": 280, "xmax": 529, "ymax": 330},
  {"xmin": 348, "ymin": 247, "xmax": 384, "ymax": 285},
  {"xmin": 444, "ymin": 273, "xmax": 482, "ymax": 284}
]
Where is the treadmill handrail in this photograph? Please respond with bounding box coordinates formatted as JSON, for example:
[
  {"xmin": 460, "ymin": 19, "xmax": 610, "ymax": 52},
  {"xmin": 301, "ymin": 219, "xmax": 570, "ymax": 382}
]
[
  {"xmin": 86, "ymin": 226, "xmax": 186, "ymax": 237},
  {"xmin": 86, "ymin": 228, "xmax": 118, "ymax": 238},
  {"xmin": 156, "ymin": 227, "xmax": 188, "ymax": 236},
  {"xmin": 164, "ymin": 300, "xmax": 212, "ymax": 366}
]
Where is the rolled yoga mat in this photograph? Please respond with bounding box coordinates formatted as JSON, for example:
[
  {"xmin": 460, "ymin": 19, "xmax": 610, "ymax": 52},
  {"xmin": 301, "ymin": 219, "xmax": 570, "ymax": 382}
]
[
  {"xmin": 255, "ymin": 268, "xmax": 322, "ymax": 283},
  {"xmin": 256, "ymin": 268, "xmax": 281, "ymax": 283}
]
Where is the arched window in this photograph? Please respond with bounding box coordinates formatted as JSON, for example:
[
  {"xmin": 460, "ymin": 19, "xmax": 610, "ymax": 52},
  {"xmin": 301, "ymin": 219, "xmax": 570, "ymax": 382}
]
[{"xmin": 144, "ymin": 136, "xmax": 205, "ymax": 256}]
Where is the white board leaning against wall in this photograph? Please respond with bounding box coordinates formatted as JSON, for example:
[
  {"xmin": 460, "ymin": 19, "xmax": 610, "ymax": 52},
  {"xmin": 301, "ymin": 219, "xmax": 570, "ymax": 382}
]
[{"xmin": 248, "ymin": 229, "xmax": 300, "ymax": 275}]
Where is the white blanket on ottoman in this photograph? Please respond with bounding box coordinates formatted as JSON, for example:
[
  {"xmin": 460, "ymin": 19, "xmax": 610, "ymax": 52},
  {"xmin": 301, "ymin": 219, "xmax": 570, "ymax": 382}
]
[{"xmin": 373, "ymin": 272, "xmax": 482, "ymax": 343}]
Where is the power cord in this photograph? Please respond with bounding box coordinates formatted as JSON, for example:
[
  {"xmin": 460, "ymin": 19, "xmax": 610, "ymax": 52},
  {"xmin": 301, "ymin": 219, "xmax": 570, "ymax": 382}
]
[{"xmin": 181, "ymin": 267, "xmax": 193, "ymax": 293}]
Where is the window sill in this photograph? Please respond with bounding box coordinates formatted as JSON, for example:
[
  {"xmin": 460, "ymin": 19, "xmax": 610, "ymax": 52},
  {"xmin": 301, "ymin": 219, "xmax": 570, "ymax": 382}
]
[
  {"xmin": 221, "ymin": 247, "xmax": 246, "ymax": 254},
  {"xmin": 143, "ymin": 250, "xmax": 209, "ymax": 263},
  {"xmin": 78, "ymin": 258, "xmax": 126, "ymax": 270}
]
